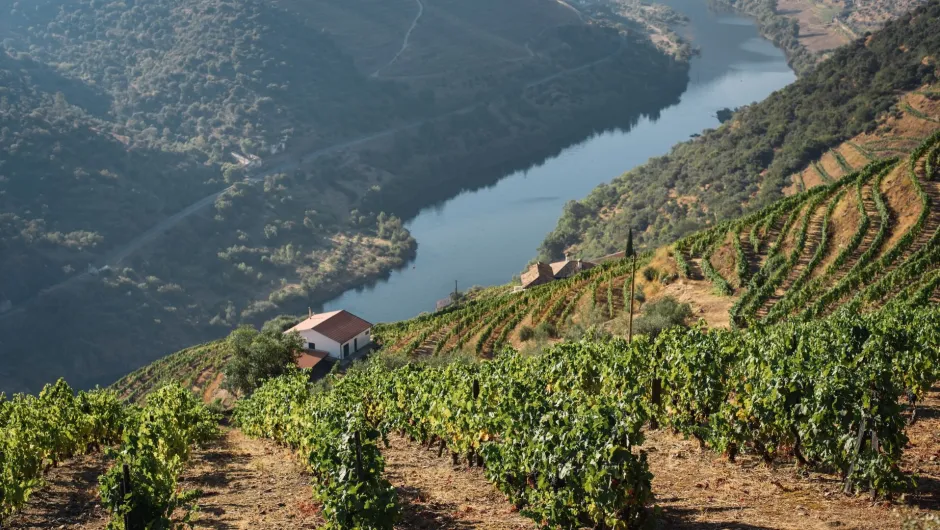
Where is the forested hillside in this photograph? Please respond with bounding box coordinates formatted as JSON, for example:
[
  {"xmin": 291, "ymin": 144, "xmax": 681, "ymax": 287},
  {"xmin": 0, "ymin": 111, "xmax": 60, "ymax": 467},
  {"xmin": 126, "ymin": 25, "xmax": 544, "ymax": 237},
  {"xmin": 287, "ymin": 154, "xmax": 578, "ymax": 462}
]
[
  {"xmin": 1, "ymin": 0, "xmax": 414, "ymax": 159},
  {"xmin": 0, "ymin": 0, "xmax": 690, "ymax": 393},
  {"xmin": 540, "ymin": 0, "xmax": 940, "ymax": 261},
  {"xmin": 0, "ymin": 54, "xmax": 215, "ymax": 305}
]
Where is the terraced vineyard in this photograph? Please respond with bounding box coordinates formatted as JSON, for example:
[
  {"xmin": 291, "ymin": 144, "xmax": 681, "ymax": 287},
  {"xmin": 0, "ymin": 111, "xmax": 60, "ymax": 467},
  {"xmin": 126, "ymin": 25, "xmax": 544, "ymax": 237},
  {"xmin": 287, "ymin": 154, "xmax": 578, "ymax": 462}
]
[
  {"xmin": 113, "ymin": 108, "xmax": 940, "ymax": 406},
  {"xmin": 115, "ymin": 342, "xmax": 230, "ymax": 404},
  {"xmin": 371, "ymin": 128, "xmax": 940, "ymax": 353},
  {"xmin": 373, "ymin": 253, "xmax": 650, "ymax": 356}
]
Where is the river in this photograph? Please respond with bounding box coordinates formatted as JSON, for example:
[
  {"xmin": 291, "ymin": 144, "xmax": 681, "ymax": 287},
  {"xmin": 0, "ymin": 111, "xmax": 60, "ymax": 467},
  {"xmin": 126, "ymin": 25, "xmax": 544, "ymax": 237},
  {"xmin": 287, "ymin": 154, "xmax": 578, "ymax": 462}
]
[{"xmin": 322, "ymin": 0, "xmax": 796, "ymax": 323}]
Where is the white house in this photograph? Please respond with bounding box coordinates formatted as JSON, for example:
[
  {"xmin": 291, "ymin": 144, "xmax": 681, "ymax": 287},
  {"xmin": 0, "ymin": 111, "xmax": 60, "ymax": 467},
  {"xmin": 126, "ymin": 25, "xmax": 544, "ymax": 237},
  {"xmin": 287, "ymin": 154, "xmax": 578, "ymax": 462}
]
[{"xmin": 285, "ymin": 309, "xmax": 373, "ymax": 360}]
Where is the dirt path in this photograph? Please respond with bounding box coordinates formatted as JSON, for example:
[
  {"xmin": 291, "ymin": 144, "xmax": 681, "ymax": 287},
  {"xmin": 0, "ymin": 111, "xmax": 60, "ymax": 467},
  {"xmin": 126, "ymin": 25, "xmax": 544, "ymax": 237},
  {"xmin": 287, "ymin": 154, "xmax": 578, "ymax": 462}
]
[
  {"xmin": 372, "ymin": 0, "xmax": 424, "ymax": 78},
  {"xmin": 179, "ymin": 429, "xmax": 325, "ymax": 529},
  {"xmin": 6, "ymin": 453, "xmax": 111, "ymax": 529},
  {"xmin": 382, "ymin": 434, "xmax": 534, "ymax": 529}
]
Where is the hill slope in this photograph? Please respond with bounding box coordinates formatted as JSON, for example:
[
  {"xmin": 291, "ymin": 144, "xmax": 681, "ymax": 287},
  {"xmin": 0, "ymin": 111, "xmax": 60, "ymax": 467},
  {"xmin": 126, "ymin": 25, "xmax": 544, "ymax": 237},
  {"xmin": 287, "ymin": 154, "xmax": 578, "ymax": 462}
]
[
  {"xmin": 539, "ymin": 0, "xmax": 940, "ymax": 261},
  {"xmin": 111, "ymin": 112, "xmax": 940, "ymax": 404},
  {"xmin": 0, "ymin": 0, "xmax": 691, "ymax": 393}
]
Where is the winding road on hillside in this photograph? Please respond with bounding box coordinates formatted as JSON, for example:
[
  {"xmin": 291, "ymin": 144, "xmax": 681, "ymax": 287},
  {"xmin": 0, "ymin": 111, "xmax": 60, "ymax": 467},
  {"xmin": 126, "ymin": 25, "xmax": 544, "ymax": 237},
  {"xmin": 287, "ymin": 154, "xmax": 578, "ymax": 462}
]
[
  {"xmin": 371, "ymin": 0, "xmax": 425, "ymax": 78},
  {"xmin": 0, "ymin": 39, "xmax": 626, "ymax": 322}
]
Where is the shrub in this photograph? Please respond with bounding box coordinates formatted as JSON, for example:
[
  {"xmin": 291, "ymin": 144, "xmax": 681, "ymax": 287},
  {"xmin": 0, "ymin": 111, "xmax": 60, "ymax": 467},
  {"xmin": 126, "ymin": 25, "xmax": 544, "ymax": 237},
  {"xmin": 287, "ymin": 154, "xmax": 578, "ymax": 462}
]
[
  {"xmin": 632, "ymin": 296, "xmax": 691, "ymax": 340},
  {"xmin": 519, "ymin": 325, "xmax": 535, "ymax": 342},
  {"xmin": 535, "ymin": 321, "xmax": 557, "ymax": 339}
]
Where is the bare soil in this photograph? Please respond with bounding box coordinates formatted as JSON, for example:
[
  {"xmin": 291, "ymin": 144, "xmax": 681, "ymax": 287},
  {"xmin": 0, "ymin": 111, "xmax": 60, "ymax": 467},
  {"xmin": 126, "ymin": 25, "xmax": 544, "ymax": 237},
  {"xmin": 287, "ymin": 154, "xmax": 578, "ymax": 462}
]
[
  {"xmin": 383, "ymin": 434, "xmax": 534, "ymax": 529},
  {"xmin": 6, "ymin": 453, "xmax": 111, "ymax": 529},
  {"xmin": 646, "ymin": 386, "xmax": 940, "ymax": 529},
  {"xmin": 180, "ymin": 429, "xmax": 326, "ymax": 529}
]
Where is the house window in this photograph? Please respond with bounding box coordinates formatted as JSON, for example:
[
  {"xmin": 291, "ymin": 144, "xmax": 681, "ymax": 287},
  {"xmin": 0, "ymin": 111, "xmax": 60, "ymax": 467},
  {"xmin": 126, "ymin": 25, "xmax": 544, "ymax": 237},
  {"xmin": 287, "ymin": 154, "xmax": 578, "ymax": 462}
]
[{"xmin": 308, "ymin": 342, "xmax": 315, "ymax": 350}]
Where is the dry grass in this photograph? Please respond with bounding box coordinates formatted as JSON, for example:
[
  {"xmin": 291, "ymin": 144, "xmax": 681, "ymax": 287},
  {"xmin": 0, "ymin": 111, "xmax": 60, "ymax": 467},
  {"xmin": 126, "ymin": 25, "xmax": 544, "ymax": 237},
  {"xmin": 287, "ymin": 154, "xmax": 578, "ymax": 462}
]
[
  {"xmin": 5, "ymin": 453, "xmax": 110, "ymax": 529},
  {"xmin": 819, "ymin": 150, "xmax": 846, "ymax": 180},
  {"xmin": 710, "ymin": 232, "xmax": 739, "ymax": 288},
  {"xmin": 837, "ymin": 144, "xmax": 868, "ymax": 171},
  {"xmin": 652, "ymin": 276, "xmax": 734, "ymax": 329},
  {"xmin": 811, "ymin": 186, "xmax": 860, "ymax": 279},
  {"xmin": 880, "ymin": 164, "xmax": 922, "ymax": 251}
]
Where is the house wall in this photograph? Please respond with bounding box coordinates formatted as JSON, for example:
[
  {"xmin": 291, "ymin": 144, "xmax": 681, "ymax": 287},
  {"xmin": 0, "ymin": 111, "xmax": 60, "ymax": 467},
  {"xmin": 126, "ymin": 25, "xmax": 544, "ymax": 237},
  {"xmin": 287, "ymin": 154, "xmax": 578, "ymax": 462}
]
[
  {"xmin": 297, "ymin": 329, "xmax": 342, "ymax": 359},
  {"xmin": 297, "ymin": 328, "xmax": 372, "ymax": 360},
  {"xmin": 346, "ymin": 328, "xmax": 372, "ymax": 355}
]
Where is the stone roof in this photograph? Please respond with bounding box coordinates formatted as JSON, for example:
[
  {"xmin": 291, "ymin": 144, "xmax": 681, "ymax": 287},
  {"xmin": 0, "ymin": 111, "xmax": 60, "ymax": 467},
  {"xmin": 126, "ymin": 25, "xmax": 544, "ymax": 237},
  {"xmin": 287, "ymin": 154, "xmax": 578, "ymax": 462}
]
[{"xmin": 521, "ymin": 262, "xmax": 554, "ymax": 288}]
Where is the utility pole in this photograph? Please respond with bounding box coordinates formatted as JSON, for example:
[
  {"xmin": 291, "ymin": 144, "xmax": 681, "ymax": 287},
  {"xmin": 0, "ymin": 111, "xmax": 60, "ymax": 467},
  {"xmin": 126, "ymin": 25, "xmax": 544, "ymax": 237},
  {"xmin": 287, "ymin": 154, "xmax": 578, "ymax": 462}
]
[
  {"xmin": 455, "ymin": 280, "xmax": 460, "ymax": 339},
  {"xmin": 626, "ymin": 228, "xmax": 637, "ymax": 342}
]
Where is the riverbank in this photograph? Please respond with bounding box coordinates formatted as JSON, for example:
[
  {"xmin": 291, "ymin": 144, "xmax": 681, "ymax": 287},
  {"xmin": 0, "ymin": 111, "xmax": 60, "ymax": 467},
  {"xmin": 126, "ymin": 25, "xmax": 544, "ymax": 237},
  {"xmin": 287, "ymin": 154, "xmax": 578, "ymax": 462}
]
[
  {"xmin": 0, "ymin": 18, "xmax": 692, "ymax": 393},
  {"xmin": 321, "ymin": 0, "xmax": 795, "ymax": 324}
]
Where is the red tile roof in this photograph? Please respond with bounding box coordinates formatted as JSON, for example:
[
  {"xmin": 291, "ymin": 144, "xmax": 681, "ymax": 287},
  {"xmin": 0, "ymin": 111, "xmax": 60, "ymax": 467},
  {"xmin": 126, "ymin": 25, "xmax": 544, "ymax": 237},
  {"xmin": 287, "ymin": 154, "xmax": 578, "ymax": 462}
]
[
  {"xmin": 287, "ymin": 310, "xmax": 372, "ymax": 344},
  {"xmin": 296, "ymin": 351, "xmax": 329, "ymax": 369}
]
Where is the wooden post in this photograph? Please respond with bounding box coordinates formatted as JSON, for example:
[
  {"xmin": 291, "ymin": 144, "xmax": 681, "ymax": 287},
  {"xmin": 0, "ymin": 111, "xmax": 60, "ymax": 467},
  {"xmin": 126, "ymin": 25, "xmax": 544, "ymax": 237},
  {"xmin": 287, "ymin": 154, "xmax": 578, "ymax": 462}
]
[
  {"xmin": 628, "ymin": 253, "xmax": 637, "ymax": 342},
  {"xmin": 354, "ymin": 431, "xmax": 364, "ymax": 481},
  {"xmin": 650, "ymin": 376, "xmax": 661, "ymax": 430},
  {"xmin": 843, "ymin": 415, "xmax": 867, "ymax": 494},
  {"xmin": 122, "ymin": 463, "xmax": 132, "ymax": 530}
]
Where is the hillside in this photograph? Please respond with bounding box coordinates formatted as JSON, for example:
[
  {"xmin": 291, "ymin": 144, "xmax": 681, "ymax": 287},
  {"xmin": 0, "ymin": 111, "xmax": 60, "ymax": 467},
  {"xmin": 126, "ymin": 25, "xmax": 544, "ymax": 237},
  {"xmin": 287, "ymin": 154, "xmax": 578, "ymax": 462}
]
[
  {"xmin": 0, "ymin": 0, "xmax": 691, "ymax": 393},
  {"xmin": 111, "ymin": 109, "xmax": 940, "ymax": 405},
  {"xmin": 539, "ymin": 0, "xmax": 940, "ymax": 262},
  {"xmin": 4, "ymin": 2, "xmax": 940, "ymax": 528}
]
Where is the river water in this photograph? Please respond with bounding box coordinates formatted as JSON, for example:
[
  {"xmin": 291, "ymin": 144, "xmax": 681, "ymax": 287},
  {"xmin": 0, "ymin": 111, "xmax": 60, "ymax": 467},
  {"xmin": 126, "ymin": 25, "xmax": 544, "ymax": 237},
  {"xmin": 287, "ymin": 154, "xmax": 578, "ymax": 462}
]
[{"xmin": 322, "ymin": 0, "xmax": 795, "ymax": 323}]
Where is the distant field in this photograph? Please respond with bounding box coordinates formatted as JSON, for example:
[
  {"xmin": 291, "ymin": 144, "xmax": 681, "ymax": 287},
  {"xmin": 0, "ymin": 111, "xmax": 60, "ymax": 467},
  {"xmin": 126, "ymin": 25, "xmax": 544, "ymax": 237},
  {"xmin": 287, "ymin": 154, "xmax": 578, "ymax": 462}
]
[{"xmin": 775, "ymin": 0, "xmax": 928, "ymax": 55}]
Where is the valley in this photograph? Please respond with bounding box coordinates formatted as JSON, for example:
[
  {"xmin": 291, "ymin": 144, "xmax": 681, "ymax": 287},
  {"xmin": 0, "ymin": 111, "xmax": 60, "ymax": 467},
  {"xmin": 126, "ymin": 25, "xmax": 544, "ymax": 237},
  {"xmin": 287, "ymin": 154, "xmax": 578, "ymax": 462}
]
[
  {"xmin": 0, "ymin": 0, "xmax": 689, "ymax": 392},
  {"xmin": 2, "ymin": 1, "xmax": 940, "ymax": 528}
]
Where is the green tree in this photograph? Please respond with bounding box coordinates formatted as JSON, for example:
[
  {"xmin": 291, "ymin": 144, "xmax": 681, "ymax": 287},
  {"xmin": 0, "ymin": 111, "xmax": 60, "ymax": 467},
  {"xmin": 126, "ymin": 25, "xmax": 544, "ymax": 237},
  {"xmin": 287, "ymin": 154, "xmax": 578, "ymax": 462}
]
[{"xmin": 223, "ymin": 326, "xmax": 303, "ymax": 396}]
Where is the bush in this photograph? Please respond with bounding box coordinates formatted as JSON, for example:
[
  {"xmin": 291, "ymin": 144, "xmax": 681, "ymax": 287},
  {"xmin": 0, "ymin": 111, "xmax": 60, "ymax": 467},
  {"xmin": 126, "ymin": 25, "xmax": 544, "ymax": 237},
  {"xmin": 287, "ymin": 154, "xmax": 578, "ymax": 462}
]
[
  {"xmin": 642, "ymin": 267, "xmax": 657, "ymax": 282},
  {"xmin": 632, "ymin": 296, "xmax": 691, "ymax": 340},
  {"xmin": 535, "ymin": 321, "xmax": 558, "ymax": 339},
  {"xmin": 519, "ymin": 325, "xmax": 535, "ymax": 342}
]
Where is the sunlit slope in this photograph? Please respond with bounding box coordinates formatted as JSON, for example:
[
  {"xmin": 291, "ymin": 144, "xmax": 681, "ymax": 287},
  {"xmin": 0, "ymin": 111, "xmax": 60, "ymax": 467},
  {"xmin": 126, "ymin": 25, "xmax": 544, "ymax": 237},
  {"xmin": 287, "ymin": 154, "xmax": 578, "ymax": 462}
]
[
  {"xmin": 375, "ymin": 130, "xmax": 940, "ymax": 357},
  {"xmin": 113, "ymin": 125, "xmax": 940, "ymax": 402}
]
